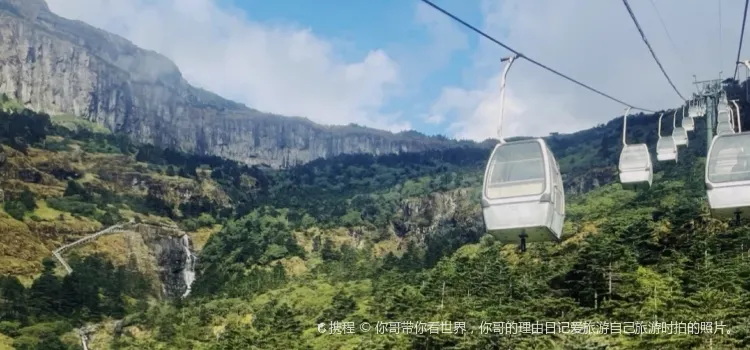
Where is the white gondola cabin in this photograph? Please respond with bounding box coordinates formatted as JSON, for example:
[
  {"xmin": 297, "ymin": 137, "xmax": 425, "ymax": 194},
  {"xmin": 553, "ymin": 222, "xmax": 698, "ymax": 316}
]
[
  {"xmin": 480, "ymin": 54, "xmax": 565, "ymax": 247},
  {"xmin": 689, "ymin": 107, "xmax": 699, "ymax": 118},
  {"xmin": 681, "ymin": 105, "xmax": 694, "ymax": 132},
  {"xmin": 682, "ymin": 116, "xmax": 695, "ymax": 132},
  {"xmin": 717, "ymin": 122, "xmax": 735, "ymax": 136},
  {"xmin": 705, "ymin": 133, "xmax": 750, "ymax": 219},
  {"xmin": 672, "ymin": 110, "xmax": 688, "ymax": 146},
  {"xmin": 482, "ymin": 139, "xmax": 565, "ymax": 243},
  {"xmin": 719, "ymin": 110, "xmax": 733, "ymax": 123},
  {"xmin": 689, "ymin": 100, "xmax": 701, "ymax": 118},
  {"xmin": 619, "ymin": 144, "xmax": 653, "ymax": 189},
  {"xmin": 618, "ymin": 108, "xmax": 653, "ymax": 189},
  {"xmin": 697, "ymin": 102, "xmax": 706, "ymax": 117},
  {"xmin": 717, "ymin": 108, "xmax": 736, "ymax": 136},
  {"xmin": 656, "ymin": 138, "xmax": 677, "ymax": 162},
  {"xmin": 656, "ymin": 112, "xmax": 677, "ymax": 162},
  {"xmin": 719, "ymin": 102, "xmax": 730, "ymax": 114}
]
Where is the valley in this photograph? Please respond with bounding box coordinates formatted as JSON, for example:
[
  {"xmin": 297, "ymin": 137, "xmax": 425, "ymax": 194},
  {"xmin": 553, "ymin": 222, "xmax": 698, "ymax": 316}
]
[{"xmin": 0, "ymin": 0, "xmax": 749, "ymax": 348}]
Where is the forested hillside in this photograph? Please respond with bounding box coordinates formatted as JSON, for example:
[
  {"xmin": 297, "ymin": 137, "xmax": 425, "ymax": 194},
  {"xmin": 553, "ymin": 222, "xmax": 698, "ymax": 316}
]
[{"xmin": 1, "ymin": 81, "xmax": 750, "ymax": 349}]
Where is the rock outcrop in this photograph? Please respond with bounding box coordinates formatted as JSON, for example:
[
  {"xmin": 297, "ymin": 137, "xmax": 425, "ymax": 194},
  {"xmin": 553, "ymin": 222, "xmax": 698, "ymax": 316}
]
[
  {"xmin": 391, "ymin": 187, "xmax": 483, "ymax": 247},
  {"xmin": 564, "ymin": 166, "xmax": 618, "ymax": 195},
  {"xmin": 0, "ymin": 0, "xmax": 462, "ymax": 168}
]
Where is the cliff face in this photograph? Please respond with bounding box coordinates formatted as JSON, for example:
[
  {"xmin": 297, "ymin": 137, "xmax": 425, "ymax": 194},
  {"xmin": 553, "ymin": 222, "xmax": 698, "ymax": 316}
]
[
  {"xmin": 564, "ymin": 166, "xmax": 618, "ymax": 195},
  {"xmin": 390, "ymin": 187, "xmax": 483, "ymax": 248},
  {"xmin": 132, "ymin": 225, "xmax": 195, "ymax": 299},
  {"xmin": 0, "ymin": 0, "xmax": 459, "ymax": 168}
]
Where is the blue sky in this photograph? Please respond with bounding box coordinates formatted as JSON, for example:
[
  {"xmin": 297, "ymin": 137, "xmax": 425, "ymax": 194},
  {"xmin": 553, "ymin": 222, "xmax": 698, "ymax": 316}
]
[
  {"xmin": 48, "ymin": 0, "xmax": 750, "ymax": 141},
  {"xmin": 225, "ymin": 0, "xmax": 484, "ymax": 136}
]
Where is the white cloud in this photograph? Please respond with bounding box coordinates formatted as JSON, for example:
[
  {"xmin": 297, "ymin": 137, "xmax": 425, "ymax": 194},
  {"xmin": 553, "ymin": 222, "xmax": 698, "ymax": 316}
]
[
  {"xmin": 411, "ymin": 2, "xmax": 469, "ymax": 76},
  {"xmin": 430, "ymin": 0, "xmax": 748, "ymax": 141},
  {"xmin": 45, "ymin": 0, "xmax": 410, "ymax": 132},
  {"xmin": 45, "ymin": 0, "xmax": 743, "ymax": 141},
  {"xmin": 424, "ymin": 113, "xmax": 445, "ymax": 124}
]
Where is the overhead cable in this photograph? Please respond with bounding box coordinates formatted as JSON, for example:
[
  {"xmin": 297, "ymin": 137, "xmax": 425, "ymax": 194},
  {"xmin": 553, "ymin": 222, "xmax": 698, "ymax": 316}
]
[
  {"xmin": 733, "ymin": 0, "xmax": 750, "ymax": 79},
  {"xmin": 419, "ymin": 0, "xmax": 656, "ymax": 113},
  {"xmin": 648, "ymin": 0, "xmax": 692, "ymax": 79},
  {"xmin": 622, "ymin": 0, "xmax": 687, "ymax": 101},
  {"xmin": 719, "ymin": 0, "xmax": 724, "ymax": 76}
]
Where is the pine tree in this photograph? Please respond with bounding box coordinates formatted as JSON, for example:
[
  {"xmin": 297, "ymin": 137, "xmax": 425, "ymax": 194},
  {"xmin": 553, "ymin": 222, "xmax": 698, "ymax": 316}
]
[
  {"xmin": 29, "ymin": 260, "xmax": 62, "ymax": 318},
  {"xmin": 321, "ymin": 238, "xmax": 340, "ymax": 261},
  {"xmin": 35, "ymin": 333, "xmax": 68, "ymax": 350},
  {"xmin": 317, "ymin": 291, "xmax": 357, "ymax": 323},
  {"xmin": 18, "ymin": 189, "xmax": 36, "ymax": 211},
  {"xmin": 0, "ymin": 275, "xmax": 28, "ymax": 322}
]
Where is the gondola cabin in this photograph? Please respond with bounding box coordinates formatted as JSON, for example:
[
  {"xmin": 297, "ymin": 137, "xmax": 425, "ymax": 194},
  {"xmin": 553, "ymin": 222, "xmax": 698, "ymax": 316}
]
[
  {"xmin": 618, "ymin": 143, "xmax": 653, "ymax": 190},
  {"xmin": 656, "ymin": 136, "xmax": 677, "ymax": 162},
  {"xmin": 672, "ymin": 127, "xmax": 688, "ymax": 146},
  {"xmin": 656, "ymin": 112, "xmax": 677, "ymax": 162},
  {"xmin": 481, "ymin": 139, "xmax": 565, "ymax": 243},
  {"xmin": 682, "ymin": 116, "xmax": 695, "ymax": 132},
  {"xmin": 689, "ymin": 106, "xmax": 700, "ymax": 118},
  {"xmin": 706, "ymin": 133, "xmax": 750, "ymax": 219},
  {"xmin": 717, "ymin": 122, "xmax": 735, "ymax": 136},
  {"xmin": 719, "ymin": 104, "xmax": 731, "ymax": 115}
]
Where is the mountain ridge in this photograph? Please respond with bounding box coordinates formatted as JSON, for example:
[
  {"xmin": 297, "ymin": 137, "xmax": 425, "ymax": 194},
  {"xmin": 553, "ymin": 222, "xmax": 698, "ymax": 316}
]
[{"xmin": 0, "ymin": 0, "xmax": 472, "ymax": 168}]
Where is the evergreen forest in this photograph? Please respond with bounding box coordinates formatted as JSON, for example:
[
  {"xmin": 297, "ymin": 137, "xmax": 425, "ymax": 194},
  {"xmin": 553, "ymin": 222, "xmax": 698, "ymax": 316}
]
[{"xmin": 1, "ymin": 81, "xmax": 750, "ymax": 349}]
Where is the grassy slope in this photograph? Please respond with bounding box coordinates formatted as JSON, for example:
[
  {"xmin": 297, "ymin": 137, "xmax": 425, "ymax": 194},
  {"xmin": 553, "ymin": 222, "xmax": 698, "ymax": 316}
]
[
  {"xmin": 0, "ymin": 138, "xmax": 229, "ymax": 280},
  {"xmin": 95, "ymin": 105, "xmax": 746, "ymax": 348},
  {"xmin": 5, "ymin": 93, "xmax": 749, "ymax": 348}
]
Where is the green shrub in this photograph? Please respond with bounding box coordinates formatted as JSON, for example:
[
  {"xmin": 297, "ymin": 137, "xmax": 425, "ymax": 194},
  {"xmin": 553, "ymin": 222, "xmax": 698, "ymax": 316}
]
[
  {"xmin": 3, "ymin": 200, "xmax": 26, "ymax": 221},
  {"xmin": 47, "ymin": 196, "xmax": 97, "ymax": 217},
  {"xmin": 18, "ymin": 189, "xmax": 36, "ymax": 211},
  {"xmin": 42, "ymin": 139, "xmax": 71, "ymax": 152},
  {"xmin": 196, "ymin": 213, "xmax": 216, "ymax": 227}
]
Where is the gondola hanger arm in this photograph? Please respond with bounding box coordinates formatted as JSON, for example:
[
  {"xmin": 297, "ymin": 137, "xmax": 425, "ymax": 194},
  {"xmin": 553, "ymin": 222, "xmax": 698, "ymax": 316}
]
[
  {"xmin": 497, "ymin": 54, "xmax": 519, "ymax": 144},
  {"xmin": 622, "ymin": 107, "xmax": 632, "ymax": 147}
]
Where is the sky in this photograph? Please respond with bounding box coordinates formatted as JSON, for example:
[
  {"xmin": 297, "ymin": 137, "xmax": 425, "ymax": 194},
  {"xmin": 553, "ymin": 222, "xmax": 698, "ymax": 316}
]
[{"xmin": 46, "ymin": 0, "xmax": 750, "ymax": 142}]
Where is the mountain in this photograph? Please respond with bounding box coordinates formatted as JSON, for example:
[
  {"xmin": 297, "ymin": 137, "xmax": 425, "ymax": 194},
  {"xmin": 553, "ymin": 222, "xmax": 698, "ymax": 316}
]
[
  {"xmin": 2, "ymin": 84, "xmax": 750, "ymax": 348},
  {"xmin": 0, "ymin": 0, "xmax": 464, "ymax": 168},
  {"xmin": 5, "ymin": 0, "xmax": 750, "ymax": 348}
]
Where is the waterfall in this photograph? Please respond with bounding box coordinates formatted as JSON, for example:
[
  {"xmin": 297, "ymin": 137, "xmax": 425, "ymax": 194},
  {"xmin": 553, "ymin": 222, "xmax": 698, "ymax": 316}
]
[
  {"xmin": 78, "ymin": 327, "xmax": 92, "ymax": 350},
  {"xmin": 180, "ymin": 234, "xmax": 196, "ymax": 297},
  {"xmin": 80, "ymin": 333, "xmax": 88, "ymax": 350}
]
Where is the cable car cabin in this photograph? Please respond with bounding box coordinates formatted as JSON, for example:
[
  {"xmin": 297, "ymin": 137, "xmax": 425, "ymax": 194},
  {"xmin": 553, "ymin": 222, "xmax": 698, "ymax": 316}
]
[
  {"xmin": 717, "ymin": 122, "xmax": 735, "ymax": 136},
  {"xmin": 689, "ymin": 103, "xmax": 704, "ymax": 118},
  {"xmin": 618, "ymin": 144, "xmax": 653, "ymax": 189},
  {"xmin": 688, "ymin": 106, "xmax": 706, "ymax": 118},
  {"xmin": 682, "ymin": 116, "xmax": 695, "ymax": 132},
  {"xmin": 705, "ymin": 133, "xmax": 750, "ymax": 219},
  {"xmin": 672, "ymin": 127, "xmax": 688, "ymax": 146},
  {"xmin": 481, "ymin": 139, "xmax": 565, "ymax": 243},
  {"xmin": 656, "ymin": 136, "xmax": 678, "ymax": 162},
  {"xmin": 689, "ymin": 107, "xmax": 700, "ymax": 118},
  {"xmin": 719, "ymin": 110, "xmax": 732, "ymax": 120}
]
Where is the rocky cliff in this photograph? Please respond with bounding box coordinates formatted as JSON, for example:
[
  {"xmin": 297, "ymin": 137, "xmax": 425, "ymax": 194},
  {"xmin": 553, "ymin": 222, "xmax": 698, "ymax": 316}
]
[
  {"xmin": 0, "ymin": 0, "xmax": 461, "ymax": 168},
  {"xmin": 69, "ymin": 223, "xmax": 197, "ymax": 299},
  {"xmin": 130, "ymin": 224, "xmax": 196, "ymax": 299}
]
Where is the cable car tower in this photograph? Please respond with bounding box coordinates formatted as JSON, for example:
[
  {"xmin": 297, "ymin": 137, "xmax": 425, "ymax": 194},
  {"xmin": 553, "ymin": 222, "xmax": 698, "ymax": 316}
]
[{"xmin": 694, "ymin": 79, "xmax": 722, "ymax": 151}]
